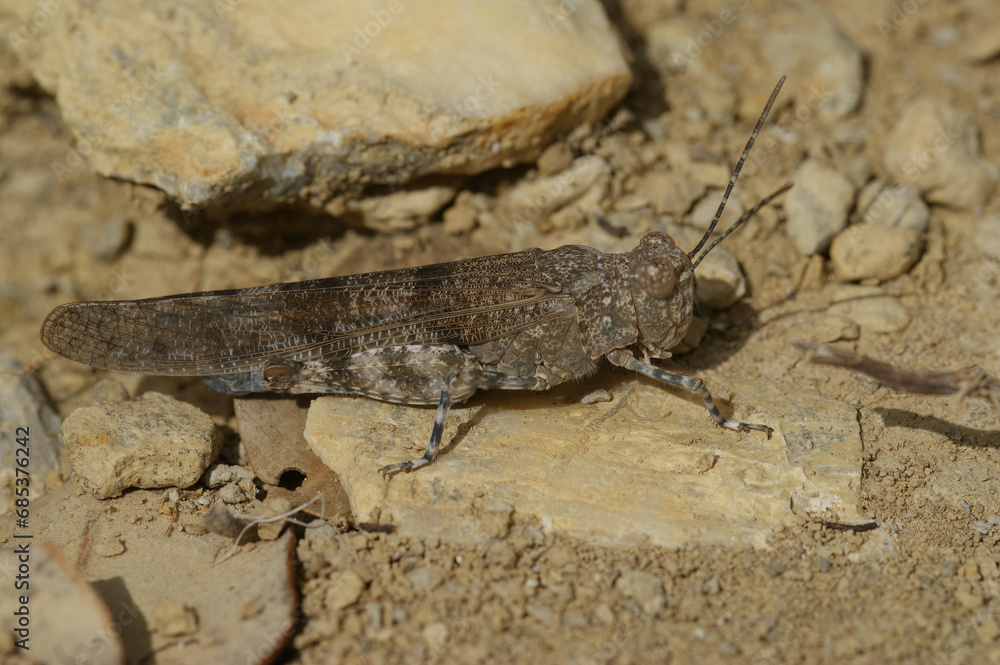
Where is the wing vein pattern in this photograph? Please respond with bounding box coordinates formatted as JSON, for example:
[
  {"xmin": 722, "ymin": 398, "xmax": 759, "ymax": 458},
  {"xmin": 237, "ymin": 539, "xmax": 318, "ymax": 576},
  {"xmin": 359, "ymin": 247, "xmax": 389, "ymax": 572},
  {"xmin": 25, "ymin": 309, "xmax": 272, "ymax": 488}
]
[{"xmin": 41, "ymin": 249, "xmax": 578, "ymax": 376}]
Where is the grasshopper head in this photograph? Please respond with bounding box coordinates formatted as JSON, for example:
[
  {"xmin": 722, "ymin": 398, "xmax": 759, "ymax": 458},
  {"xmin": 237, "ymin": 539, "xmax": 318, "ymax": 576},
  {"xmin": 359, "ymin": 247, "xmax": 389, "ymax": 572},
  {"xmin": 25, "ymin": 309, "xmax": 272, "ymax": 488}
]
[
  {"xmin": 623, "ymin": 76, "xmax": 791, "ymax": 360},
  {"xmin": 626, "ymin": 231, "xmax": 696, "ymax": 358}
]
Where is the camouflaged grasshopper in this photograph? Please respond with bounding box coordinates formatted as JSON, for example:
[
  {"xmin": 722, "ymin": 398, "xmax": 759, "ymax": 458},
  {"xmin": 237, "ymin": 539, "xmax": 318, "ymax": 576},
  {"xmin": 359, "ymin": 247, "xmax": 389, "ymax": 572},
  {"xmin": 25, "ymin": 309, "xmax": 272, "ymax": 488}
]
[{"xmin": 42, "ymin": 78, "xmax": 790, "ymax": 475}]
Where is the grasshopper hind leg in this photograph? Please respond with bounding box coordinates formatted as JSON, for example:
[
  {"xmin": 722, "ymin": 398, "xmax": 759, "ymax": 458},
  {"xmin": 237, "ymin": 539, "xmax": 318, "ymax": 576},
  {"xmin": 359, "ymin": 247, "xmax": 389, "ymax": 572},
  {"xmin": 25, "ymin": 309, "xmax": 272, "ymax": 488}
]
[
  {"xmin": 378, "ymin": 387, "xmax": 452, "ymax": 476},
  {"xmin": 379, "ymin": 369, "xmax": 548, "ymax": 477}
]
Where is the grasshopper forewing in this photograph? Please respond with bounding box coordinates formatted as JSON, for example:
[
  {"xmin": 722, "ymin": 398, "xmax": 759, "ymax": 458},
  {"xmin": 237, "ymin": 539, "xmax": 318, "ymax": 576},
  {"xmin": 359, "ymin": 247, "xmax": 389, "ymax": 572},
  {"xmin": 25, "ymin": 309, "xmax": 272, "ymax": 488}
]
[{"xmin": 42, "ymin": 78, "xmax": 790, "ymax": 475}]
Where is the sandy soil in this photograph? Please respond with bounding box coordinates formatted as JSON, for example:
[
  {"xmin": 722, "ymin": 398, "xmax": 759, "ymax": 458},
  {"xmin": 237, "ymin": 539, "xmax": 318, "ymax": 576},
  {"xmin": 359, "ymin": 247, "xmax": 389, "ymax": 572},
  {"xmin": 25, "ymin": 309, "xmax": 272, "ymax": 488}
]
[{"xmin": 2, "ymin": 1, "xmax": 1000, "ymax": 663}]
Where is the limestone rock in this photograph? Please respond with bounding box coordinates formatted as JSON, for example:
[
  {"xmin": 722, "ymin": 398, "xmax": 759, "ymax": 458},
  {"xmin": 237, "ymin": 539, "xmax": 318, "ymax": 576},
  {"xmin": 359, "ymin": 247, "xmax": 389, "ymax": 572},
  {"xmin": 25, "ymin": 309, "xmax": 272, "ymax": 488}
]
[
  {"xmin": 499, "ymin": 156, "xmax": 610, "ymax": 231},
  {"xmin": 883, "ymin": 98, "xmax": 997, "ymax": 210},
  {"xmin": 828, "ymin": 286, "xmax": 911, "ymax": 334},
  {"xmin": 785, "ymin": 159, "xmax": 856, "ymax": 255},
  {"xmin": 3, "ymin": 0, "xmax": 631, "ymax": 224},
  {"xmin": 61, "ymin": 392, "xmax": 219, "ymax": 498},
  {"xmin": 829, "ymin": 225, "xmax": 923, "ymax": 282},
  {"xmin": 305, "ymin": 375, "xmax": 864, "ymax": 548}
]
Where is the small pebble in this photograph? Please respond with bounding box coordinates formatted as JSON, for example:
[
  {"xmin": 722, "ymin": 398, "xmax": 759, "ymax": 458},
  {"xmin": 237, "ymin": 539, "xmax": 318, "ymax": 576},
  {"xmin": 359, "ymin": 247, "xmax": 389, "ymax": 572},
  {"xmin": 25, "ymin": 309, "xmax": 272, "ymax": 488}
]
[
  {"xmin": 442, "ymin": 204, "xmax": 478, "ymax": 235},
  {"xmin": 149, "ymin": 598, "xmax": 199, "ymax": 637},
  {"xmin": 883, "ymin": 98, "xmax": 997, "ymax": 210},
  {"xmin": 537, "ymin": 141, "xmax": 573, "ymax": 176},
  {"xmin": 954, "ymin": 589, "xmax": 983, "ymax": 611},
  {"xmin": 856, "ymin": 181, "xmax": 929, "ymax": 232},
  {"xmin": 95, "ymin": 535, "xmax": 125, "ymax": 557},
  {"xmin": 204, "ymin": 463, "xmax": 255, "ymax": 489},
  {"xmin": 238, "ymin": 601, "xmax": 264, "ymax": 620},
  {"xmin": 828, "ymin": 289, "xmax": 910, "ymax": 333},
  {"xmin": 90, "ymin": 379, "xmax": 130, "ymax": 404},
  {"xmin": 785, "ymin": 159, "xmax": 856, "ymax": 255},
  {"xmin": 614, "ymin": 571, "xmax": 666, "ymax": 615},
  {"xmin": 423, "ymin": 622, "xmax": 449, "ymax": 653},
  {"xmin": 693, "ymin": 246, "xmax": 746, "ymax": 309},
  {"xmin": 219, "ymin": 482, "xmax": 251, "ymax": 504},
  {"xmin": 613, "ymin": 192, "xmax": 650, "ymax": 212},
  {"xmin": 970, "ymin": 521, "xmax": 993, "ymax": 535},
  {"xmin": 960, "ymin": 562, "xmax": 982, "ymax": 580},
  {"xmin": 829, "ymin": 225, "xmax": 922, "ymax": 282},
  {"xmin": 636, "ymin": 170, "xmax": 703, "ymax": 217},
  {"xmin": 406, "ymin": 566, "xmax": 444, "ymax": 593},
  {"xmin": 579, "ymin": 389, "xmax": 613, "ymax": 405},
  {"xmin": 80, "ymin": 215, "xmax": 132, "ymax": 260},
  {"xmin": 256, "ymin": 496, "xmax": 293, "ymax": 540},
  {"xmin": 501, "ymin": 156, "xmax": 610, "ymax": 228},
  {"xmin": 325, "ymin": 570, "xmax": 366, "ymax": 610}
]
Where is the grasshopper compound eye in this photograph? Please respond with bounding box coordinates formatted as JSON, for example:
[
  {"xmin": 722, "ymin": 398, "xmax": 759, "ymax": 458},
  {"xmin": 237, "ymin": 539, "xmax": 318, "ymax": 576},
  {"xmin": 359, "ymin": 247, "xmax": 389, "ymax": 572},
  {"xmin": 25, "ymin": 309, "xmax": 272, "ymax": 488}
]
[{"xmin": 638, "ymin": 256, "xmax": 677, "ymax": 299}]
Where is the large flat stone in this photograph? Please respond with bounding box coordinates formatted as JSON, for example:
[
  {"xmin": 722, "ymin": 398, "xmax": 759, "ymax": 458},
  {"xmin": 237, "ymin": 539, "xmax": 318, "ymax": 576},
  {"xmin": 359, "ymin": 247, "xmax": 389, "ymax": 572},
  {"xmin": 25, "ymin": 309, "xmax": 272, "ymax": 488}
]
[
  {"xmin": 305, "ymin": 372, "xmax": 863, "ymax": 547},
  {"xmin": 4, "ymin": 0, "xmax": 630, "ymax": 222}
]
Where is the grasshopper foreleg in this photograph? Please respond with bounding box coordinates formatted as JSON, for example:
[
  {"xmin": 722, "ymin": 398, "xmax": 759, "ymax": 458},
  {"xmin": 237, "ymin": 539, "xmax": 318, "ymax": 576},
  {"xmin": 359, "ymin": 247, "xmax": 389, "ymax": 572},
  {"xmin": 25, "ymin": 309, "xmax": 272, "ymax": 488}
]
[
  {"xmin": 379, "ymin": 367, "xmax": 549, "ymax": 476},
  {"xmin": 607, "ymin": 349, "xmax": 772, "ymax": 439}
]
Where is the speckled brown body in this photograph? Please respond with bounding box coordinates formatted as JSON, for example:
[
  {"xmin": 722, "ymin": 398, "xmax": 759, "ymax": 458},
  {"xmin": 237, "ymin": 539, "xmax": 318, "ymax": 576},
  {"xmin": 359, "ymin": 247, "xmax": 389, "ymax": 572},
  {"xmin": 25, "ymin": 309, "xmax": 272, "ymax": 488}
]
[{"xmin": 41, "ymin": 231, "xmax": 695, "ymax": 404}]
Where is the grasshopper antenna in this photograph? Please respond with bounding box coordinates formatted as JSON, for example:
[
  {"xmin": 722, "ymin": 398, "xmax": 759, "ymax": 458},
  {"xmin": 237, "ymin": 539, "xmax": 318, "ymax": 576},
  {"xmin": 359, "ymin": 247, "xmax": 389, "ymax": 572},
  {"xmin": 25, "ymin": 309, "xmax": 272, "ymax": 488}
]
[
  {"xmin": 685, "ymin": 75, "xmax": 787, "ymax": 268},
  {"xmin": 685, "ymin": 182, "xmax": 792, "ymax": 276}
]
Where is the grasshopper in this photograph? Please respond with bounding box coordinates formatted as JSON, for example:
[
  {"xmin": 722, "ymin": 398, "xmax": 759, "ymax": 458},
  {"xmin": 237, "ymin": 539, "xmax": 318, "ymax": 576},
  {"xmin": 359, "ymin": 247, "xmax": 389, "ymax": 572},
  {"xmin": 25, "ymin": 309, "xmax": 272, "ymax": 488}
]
[{"xmin": 41, "ymin": 78, "xmax": 790, "ymax": 475}]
